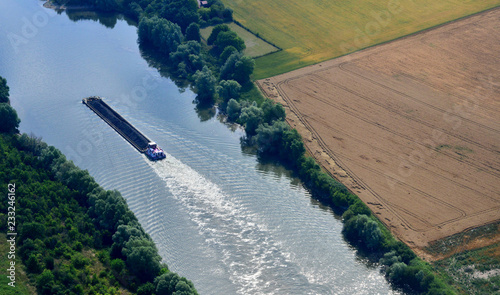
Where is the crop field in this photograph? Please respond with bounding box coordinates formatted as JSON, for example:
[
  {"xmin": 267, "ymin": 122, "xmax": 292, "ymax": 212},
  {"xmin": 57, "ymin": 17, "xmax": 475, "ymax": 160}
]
[
  {"xmin": 257, "ymin": 8, "xmax": 500, "ymax": 253},
  {"xmin": 221, "ymin": 0, "xmax": 500, "ymax": 78},
  {"xmin": 200, "ymin": 22, "xmax": 279, "ymax": 58}
]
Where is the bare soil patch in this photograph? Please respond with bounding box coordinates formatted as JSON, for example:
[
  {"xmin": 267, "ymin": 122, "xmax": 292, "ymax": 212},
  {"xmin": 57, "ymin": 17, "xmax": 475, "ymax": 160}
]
[{"xmin": 257, "ymin": 8, "xmax": 500, "ymax": 258}]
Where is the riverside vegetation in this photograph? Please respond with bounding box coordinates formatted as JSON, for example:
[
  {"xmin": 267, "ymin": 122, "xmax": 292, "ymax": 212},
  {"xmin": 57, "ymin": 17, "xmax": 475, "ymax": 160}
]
[
  {"xmin": 31, "ymin": 0, "xmax": 464, "ymax": 293},
  {"xmin": 0, "ymin": 77, "xmax": 197, "ymax": 294}
]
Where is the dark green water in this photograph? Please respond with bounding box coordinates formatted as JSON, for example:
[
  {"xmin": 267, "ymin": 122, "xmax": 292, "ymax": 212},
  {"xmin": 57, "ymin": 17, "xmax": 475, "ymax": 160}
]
[{"xmin": 0, "ymin": 1, "xmax": 399, "ymax": 294}]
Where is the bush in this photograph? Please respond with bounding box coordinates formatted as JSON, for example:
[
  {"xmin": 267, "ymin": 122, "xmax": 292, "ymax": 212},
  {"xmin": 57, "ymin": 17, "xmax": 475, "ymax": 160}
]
[{"xmin": 110, "ymin": 258, "xmax": 126, "ymax": 273}]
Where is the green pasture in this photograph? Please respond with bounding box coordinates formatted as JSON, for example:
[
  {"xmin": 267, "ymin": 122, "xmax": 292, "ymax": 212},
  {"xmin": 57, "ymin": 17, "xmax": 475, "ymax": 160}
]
[
  {"xmin": 220, "ymin": 0, "xmax": 500, "ymax": 78},
  {"xmin": 200, "ymin": 22, "xmax": 279, "ymax": 58}
]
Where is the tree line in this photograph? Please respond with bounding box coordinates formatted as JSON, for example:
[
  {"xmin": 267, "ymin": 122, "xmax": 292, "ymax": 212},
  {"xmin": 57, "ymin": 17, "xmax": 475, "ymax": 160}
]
[{"xmin": 0, "ymin": 76, "xmax": 197, "ymax": 295}]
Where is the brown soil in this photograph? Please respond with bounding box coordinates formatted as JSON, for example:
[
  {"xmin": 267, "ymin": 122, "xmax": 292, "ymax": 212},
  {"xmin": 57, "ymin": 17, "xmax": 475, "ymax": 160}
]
[{"xmin": 257, "ymin": 8, "xmax": 500, "ymax": 259}]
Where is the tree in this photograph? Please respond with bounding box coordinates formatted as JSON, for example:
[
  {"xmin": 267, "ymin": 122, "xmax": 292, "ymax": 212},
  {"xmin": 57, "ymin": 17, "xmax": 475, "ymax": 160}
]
[
  {"xmin": 239, "ymin": 104, "xmax": 264, "ymax": 134},
  {"xmin": 170, "ymin": 41, "xmax": 203, "ymax": 74},
  {"xmin": 216, "ymin": 80, "xmax": 241, "ymax": 106},
  {"xmin": 261, "ymin": 100, "xmax": 286, "ymax": 123},
  {"xmin": 226, "ymin": 99, "xmax": 241, "ymax": 121},
  {"xmin": 233, "ymin": 55, "xmax": 254, "ymax": 84},
  {"xmin": 155, "ymin": 272, "xmax": 198, "ymax": 295},
  {"xmin": 0, "ymin": 103, "xmax": 20, "ymax": 133},
  {"xmin": 255, "ymin": 120, "xmax": 289, "ymax": 154},
  {"xmin": 26, "ymin": 254, "xmax": 43, "ymax": 274},
  {"xmin": 193, "ymin": 66, "xmax": 217, "ymax": 104},
  {"xmin": 207, "ymin": 24, "xmax": 229, "ymax": 45},
  {"xmin": 137, "ymin": 282, "xmax": 155, "ymax": 295},
  {"xmin": 123, "ymin": 237, "xmax": 162, "ymax": 282},
  {"xmin": 219, "ymin": 45, "xmax": 237, "ymax": 64},
  {"xmin": 342, "ymin": 214, "xmax": 382, "ymax": 251},
  {"xmin": 159, "ymin": 0, "xmax": 199, "ymax": 31},
  {"xmin": 214, "ymin": 31, "xmax": 245, "ymax": 53},
  {"xmin": 110, "ymin": 258, "xmax": 126, "ymax": 273},
  {"xmin": 0, "ymin": 76, "xmax": 9, "ymax": 103},
  {"xmin": 37, "ymin": 269, "xmax": 55, "ymax": 295},
  {"xmin": 185, "ymin": 23, "xmax": 201, "ymax": 42},
  {"xmin": 280, "ymin": 129, "xmax": 305, "ymax": 165},
  {"xmin": 138, "ymin": 16, "xmax": 183, "ymax": 55},
  {"xmin": 220, "ymin": 52, "xmax": 254, "ymax": 84},
  {"xmin": 95, "ymin": 0, "xmax": 118, "ymax": 11}
]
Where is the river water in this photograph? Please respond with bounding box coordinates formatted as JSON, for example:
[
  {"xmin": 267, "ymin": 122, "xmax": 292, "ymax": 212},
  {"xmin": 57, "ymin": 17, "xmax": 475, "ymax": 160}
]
[{"xmin": 0, "ymin": 1, "xmax": 398, "ymax": 294}]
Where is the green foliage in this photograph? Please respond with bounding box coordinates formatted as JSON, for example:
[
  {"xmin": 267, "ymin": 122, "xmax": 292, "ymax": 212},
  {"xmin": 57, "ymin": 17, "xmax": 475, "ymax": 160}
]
[
  {"xmin": 138, "ymin": 16, "xmax": 183, "ymax": 55},
  {"xmin": 95, "ymin": 0, "xmax": 118, "ymax": 11},
  {"xmin": 26, "ymin": 254, "xmax": 43, "ymax": 274},
  {"xmin": 155, "ymin": 272, "xmax": 198, "ymax": 295},
  {"xmin": 185, "ymin": 23, "xmax": 201, "ymax": 42},
  {"xmin": 279, "ymin": 129, "xmax": 305, "ymax": 166},
  {"xmin": 0, "ymin": 103, "xmax": 20, "ymax": 133},
  {"xmin": 226, "ymin": 98, "xmax": 241, "ymax": 122},
  {"xmin": 261, "ymin": 100, "xmax": 285, "ymax": 123},
  {"xmin": 219, "ymin": 45, "xmax": 237, "ymax": 64},
  {"xmin": 342, "ymin": 214, "xmax": 382, "ymax": 251},
  {"xmin": 255, "ymin": 120, "xmax": 289, "ymax": 154},
  {"xmin": 158, "ymin": 0, "xmax": 199, "ymax": 31},
  {"xmin": 123, "ymin": 237, "xmax": 162, "ymax": 282},
  {"xmin": 193, "ymin": 66, "xmax": 217, "ymax": 104},
  {"xmin": 0, "ymin": 128, "xmax": 197, "ymax": 293},
  {"xmin": 36, "ymin": 269, "xmax": 55, "ymax": 294},
  {"xmin": 207, "ymin": 24, "xmax": 229, "ymax": 45},
  {"xmin": 220, "ymin": 53, "xmax": 255, "ymax": 84},
  {"xmin": 0, "ymin": 76, "xmax": 9, "ymax": 103},
  {"xmin": 170, "ymin": 40, "xmax": 204, "ymax": 77},
  {"xmin": 137, "ymin": 282, "xmax": 155, "ymax": 295},
  {"xmin": 214, "ymin": 31, "xmax": 245, "ymax": 53},
  {"xmin": 111, "ymin": 258, "xmax": 126, "ymax": 273},
  {"xmin": 240, "ymin": 104, "xmax": 264, "ymax": 135},
  {"xmin": 216, "ymin": 79, "xmax": 241, "ymax": 107}
]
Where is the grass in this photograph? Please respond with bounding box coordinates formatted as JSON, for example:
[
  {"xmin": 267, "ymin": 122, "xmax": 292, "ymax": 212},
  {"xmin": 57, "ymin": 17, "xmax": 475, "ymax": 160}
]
[
  {"xmin": 0, "ymin": 234, "xmax": 34, "ymax": 295},
  {"xmin": 200, "ymin": 22, "xmax": 279, "ymax": 58},
  {"xmin": 220, "ymin": 0, "xmax": 500, "ymax": 78},
  {"xmin": 434, "ymin": 242, "xmax": 500, "ymax": 294}
]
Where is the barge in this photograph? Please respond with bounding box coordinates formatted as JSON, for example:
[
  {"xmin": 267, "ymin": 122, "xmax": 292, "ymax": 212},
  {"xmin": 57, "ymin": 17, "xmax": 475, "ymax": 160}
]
[{"xmin": 82, "ymin": 96, "xmax": 166, "ymax": 160}]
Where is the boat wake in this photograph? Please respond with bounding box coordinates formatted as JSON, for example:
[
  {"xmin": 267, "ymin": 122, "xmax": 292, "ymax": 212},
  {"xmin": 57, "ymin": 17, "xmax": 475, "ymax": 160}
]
[{"xmin": 147, "ymin": 155, "xmax": 298, "ymax": 295}]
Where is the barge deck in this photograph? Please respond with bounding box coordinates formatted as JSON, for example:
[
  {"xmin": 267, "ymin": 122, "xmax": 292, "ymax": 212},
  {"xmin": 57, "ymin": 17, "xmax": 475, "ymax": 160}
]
[{"xmin": 82, "ymin": 96, "xmax": 150, "ymax": 153}]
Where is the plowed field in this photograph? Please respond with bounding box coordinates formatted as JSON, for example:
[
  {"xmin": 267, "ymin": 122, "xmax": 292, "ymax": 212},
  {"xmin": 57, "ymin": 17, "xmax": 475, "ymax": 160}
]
[{"xmin": 257, "ymin": 8, "xmax": 500, "ymax": 255}]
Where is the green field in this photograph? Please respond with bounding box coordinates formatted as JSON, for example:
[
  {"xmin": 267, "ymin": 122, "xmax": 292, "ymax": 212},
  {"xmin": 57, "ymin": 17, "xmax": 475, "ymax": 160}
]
[
  {"xmin": 200, "ymin": 22, "xmax": 279, "ymax": 58},
  {"xmin": 221, "ymin": 0, "xmax": 500, "ymax": 78}
]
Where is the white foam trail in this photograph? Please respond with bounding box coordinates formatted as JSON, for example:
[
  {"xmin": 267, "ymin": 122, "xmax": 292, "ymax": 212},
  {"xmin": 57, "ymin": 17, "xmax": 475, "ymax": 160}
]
[{"xmin": 147, "ymin": 155, "xmax": 292, "ymax": 295}]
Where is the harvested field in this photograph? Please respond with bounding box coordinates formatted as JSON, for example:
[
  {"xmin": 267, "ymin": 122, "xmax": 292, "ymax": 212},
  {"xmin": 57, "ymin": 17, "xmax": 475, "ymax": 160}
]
[{"xmin": 257, "ymin": 8, "xmax": 500, "ymax": 257}]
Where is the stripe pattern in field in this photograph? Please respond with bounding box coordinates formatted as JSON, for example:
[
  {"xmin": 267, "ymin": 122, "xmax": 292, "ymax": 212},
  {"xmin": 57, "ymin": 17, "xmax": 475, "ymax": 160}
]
[
  {"xmin": 222, "ymin": 0, "xmax": 500, "ymax": 78},
  {"xmin": 257, "ymin": 8, "xmax": 500, "ymax": 252}
]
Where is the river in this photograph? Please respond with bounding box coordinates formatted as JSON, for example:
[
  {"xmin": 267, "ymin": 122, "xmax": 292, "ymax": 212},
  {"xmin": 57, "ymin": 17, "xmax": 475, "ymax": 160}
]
[{"xmin": 0, "ymin": 1, "xmax": 399, "ymax": 294}]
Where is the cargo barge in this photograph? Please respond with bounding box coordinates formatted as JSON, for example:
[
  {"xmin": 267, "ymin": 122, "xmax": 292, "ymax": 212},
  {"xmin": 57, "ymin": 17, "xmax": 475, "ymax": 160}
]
[{"xmin": 82, "ymin": 96, "xmax": 166, "ymax": 160}]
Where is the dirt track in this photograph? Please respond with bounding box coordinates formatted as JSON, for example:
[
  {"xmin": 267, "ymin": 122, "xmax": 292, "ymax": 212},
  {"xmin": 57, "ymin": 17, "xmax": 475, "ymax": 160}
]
[{"xmin": 257, "ymin": 8, "xmax": 500, "ymax": 257}]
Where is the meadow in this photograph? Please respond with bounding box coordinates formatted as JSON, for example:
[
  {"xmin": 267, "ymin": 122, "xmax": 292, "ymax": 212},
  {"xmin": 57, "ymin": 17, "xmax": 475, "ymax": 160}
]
[
  {"xmin": 221, "ymin": 0, "xmax": 500, "ymax": 78},
  {"xmin": 200, "ymin": 22, "xmax": 279, "ymax": 58}
]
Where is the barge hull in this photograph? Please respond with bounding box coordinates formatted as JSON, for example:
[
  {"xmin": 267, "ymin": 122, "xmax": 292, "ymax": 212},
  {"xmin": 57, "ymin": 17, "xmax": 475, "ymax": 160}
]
[{"xmin": 82, "ymin": 96, "xmax": 150, "ymax": 152}]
